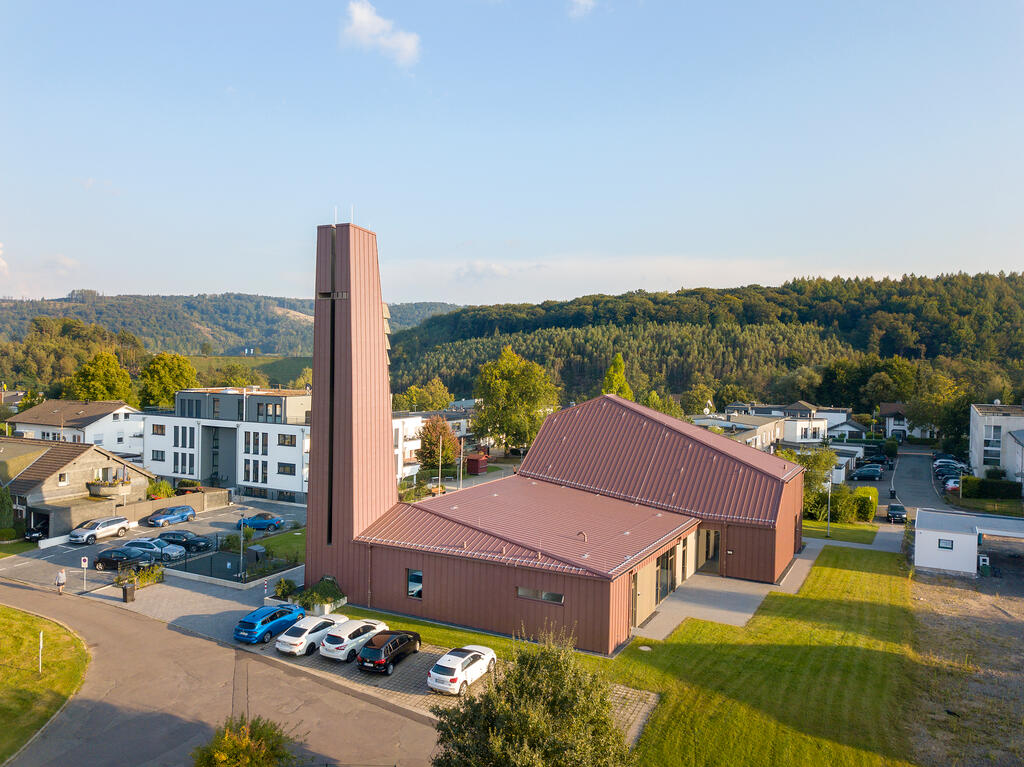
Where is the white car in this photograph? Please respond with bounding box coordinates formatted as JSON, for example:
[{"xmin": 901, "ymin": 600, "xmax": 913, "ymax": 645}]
[
  {"xmin": 945, "ymin": 478, "xmax": 961, "ymax": 492},
  {"xmin": 121, "ymin": 537, "xmax": 186, "ymax": 562},
  {"xmin": 319, "ymin": 618, "xmax": 388, "ymax": 662},
  {"xmin": 275, "ymin": 614, "xmax": 347, "ymax": 656},
  {"xmin": 427, "ymin": 645, "xmax": 497, "ymax": 696}
]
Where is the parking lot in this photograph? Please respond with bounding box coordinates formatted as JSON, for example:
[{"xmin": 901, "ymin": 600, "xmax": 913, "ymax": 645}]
[{"xmin": 0, "ymin": 499, "xmax": 305, "ymax": 595}]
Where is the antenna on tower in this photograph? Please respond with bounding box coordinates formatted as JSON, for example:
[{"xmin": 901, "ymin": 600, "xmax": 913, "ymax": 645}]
[
  {"xmin": 334, "ymin": 206, "xmax": 338, "ymax": 225},
  {"xmin": 350, "ymin": 204, "xmax": 355, "ymax": 224}
]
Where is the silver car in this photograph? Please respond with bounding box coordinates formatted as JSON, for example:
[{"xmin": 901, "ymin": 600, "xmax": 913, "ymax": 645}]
[
  {"xmin": 121, "ymin": 537, "xmax": 186, "ymax": 562},
  {"xmin": 68, "ymin": 516, "xmax": 129, "ymax": 545}
]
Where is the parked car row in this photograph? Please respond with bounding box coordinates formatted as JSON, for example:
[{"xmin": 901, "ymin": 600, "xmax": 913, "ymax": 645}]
[{"xmin": 230, "ymin": 606, "xmax": 496, "ymax": 695}]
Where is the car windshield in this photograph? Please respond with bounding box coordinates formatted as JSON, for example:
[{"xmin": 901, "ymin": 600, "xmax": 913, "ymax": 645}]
[
  {"xmin": 238, "ymin": 621, "xmax": 256, "ymax": 630},
  {"xmin": 283, "ymin": 626, "xmax": 306, "ymax": 637},
  {"xmin": 78, "ymin": 521, "xmax": 100, "ymax": 530},
  {"xmin": 431, "ymin": 664, "xmax": 456, "ymax": 676}
]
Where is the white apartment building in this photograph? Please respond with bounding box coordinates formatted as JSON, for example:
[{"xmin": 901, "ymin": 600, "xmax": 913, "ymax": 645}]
[
  {"xmin": 393, "ymin": 413, "xmax": 423, "ymax": 480},
  {"xmin": 969, "ymin": 403, "xmax": 1024, "ymax": 489},
  {"xmin": 12, "ymin": 399, "xmax": 144, "ymax": 459}
]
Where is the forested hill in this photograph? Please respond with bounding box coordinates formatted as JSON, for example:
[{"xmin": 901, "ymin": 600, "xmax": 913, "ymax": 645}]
[
  {"xmin": 389, "ymin": 273, "xmax": 1024, "ymax": 402},
  {"xmin": 0, "ymin": 292, "xmax": 459, "ymax": 355}
]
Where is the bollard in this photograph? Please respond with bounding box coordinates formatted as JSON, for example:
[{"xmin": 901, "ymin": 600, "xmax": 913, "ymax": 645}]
[{"xmin": 264, "ymin": 579, "xmax": 268, "ymax": 597}]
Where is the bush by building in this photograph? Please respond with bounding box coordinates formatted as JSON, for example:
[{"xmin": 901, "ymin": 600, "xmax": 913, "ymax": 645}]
[
  {"xmin": 883, "ymin": 439, "xmax": 899, "ymax": 457},
  {"xmin": 0, "ymin": 528, "xmax": 16, "ymax": 542},
  {"xmin": 961, "ymin": 476, "xmax": 1023, "ymax": 499},
  {"xmin": 147, "ymin": 479, "xmax": 175, "ymax": 499},
  {"xmin": 985, "ymin": 467, "xmax": 1007, "ymax": 480},
  {"xmin": 852, "ymin": 486, "xmax": 878, "ymax": 521}
]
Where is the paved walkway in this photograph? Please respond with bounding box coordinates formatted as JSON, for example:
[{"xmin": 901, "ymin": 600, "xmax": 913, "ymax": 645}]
[{"xmin": 0, "ymin": 578, "xmax": 437, "ymax": 767}]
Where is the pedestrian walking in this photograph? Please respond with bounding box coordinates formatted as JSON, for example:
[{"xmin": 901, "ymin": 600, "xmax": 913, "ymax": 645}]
[{"xmin": 55, "ymin": 568, "xmax": 67, "ymax": 596}]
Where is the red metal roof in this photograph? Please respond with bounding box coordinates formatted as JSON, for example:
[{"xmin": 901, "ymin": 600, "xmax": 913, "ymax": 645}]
[
  {"xmin": 518, "ymin": 395, "xmax": 803, "ymax": 527},
  {"xmin": 358, "ymin": 476, "xmax": 698, "ymax": 579}
]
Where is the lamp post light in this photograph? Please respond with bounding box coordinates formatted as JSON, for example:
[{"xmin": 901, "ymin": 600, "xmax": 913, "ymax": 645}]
[
  {"xmin": 826, "ymin": 481, "xmax": 833, "ymax": 539},
  {"xmin": 239, "ymin": 512, "xmax": 245, "ymax": 581}
]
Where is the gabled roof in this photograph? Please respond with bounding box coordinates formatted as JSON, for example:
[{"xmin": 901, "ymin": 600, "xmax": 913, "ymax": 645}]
[
  {"xmin": 0, "ymin": 436, "xmax": 153, "ymax": 496},
  {"xmin": 359, "ymin": 475, "xmax": 699, "ymax": 579},
  {"xmin": 828, "ymin": 419, "xmax": 868, "ymax": 432},
  {"xmin": 518, "ymin": 395, "xmax": 803, "ymax": 527},
  {"xmin": 878, "ymin": 402, "xmax": 908, "ymax": 417},
  {"xmin": 783, "ymin": 400, "xmax": 817, "ymax": 411},
  {"xmin": 13, "ymin": 399, "xmax": 136, "ymax": 429}
]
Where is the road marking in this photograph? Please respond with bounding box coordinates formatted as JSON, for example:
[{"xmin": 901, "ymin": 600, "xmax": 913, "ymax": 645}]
[
  {"xmin": 39, "ymin": 553, "xmax": 60, "ymax": 560},
  {"xmin": 10, "ymin": 560, "xmax": 33, "ymax": 568}
]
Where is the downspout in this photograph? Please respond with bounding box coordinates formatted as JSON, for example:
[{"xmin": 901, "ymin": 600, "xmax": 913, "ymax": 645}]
[{"xmin": 367, "ymin": 545, "xmax": 372, "ymax": 608}]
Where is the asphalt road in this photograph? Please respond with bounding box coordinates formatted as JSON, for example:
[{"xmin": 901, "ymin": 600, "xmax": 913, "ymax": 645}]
[
  {"xmin": 0, "ymin": 579, "xmax": 435, "ymax": 767},
  {"xmin": 890, "ymin": 448, "xmax": 959, "ymax": 513},
  {"xmin": 0, "ymin": 499, "xmax": 306, "ymax": 596}
]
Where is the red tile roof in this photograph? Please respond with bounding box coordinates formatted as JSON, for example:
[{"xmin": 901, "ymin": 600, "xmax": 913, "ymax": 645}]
[
  {"xmin": 358, "ymin": 475, "xmax": 698, "ymax": 579},
  {"xmin": 518, "ymin": 395, "xmax": 803, "ymax": 527}
]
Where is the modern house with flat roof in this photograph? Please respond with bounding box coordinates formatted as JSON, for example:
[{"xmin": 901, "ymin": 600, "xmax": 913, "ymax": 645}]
[
  {"xmin": 11, "ymin": 399, "xmax": 143, "ymax": 459},
  {"xmin": 304, "ymin": 224, "xmax": 804, "ymax": 654},
  {"xmin": 969, "ymin": 403, "xmax": 1024, "ymax": 488}
]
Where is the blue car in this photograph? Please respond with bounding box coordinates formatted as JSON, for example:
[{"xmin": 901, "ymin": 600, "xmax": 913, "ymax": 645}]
[
  {"xmin": 233, "ymin": 604, "xmax": 305, "ymax": 644},
  {"xmin": 148, "ymin": 505, "xmax": 196, "ymax": 527},
  {"xmin": 237, "ymin": 512, "xmax": 285, "ymax": 531}
]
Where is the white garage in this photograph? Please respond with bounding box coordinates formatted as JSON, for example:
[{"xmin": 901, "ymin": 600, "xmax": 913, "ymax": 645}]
[{"xmin": 914, "ymin": 509, "xmax": 1024, "ymax": 576}]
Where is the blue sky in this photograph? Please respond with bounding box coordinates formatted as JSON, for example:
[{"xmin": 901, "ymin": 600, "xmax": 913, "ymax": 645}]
[{"xmin": 1, "ymin": 1, "xmax": 1021, "ymax": 304}]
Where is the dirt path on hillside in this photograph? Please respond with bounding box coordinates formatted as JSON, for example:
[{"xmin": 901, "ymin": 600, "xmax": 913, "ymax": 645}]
[{"xmin": 910, "ymin": 571, "xmax": 1024, "ymax": 767}]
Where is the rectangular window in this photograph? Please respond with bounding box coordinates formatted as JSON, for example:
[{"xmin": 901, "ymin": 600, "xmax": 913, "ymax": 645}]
[
  {"xmin": 938, "ymin": 539, "xmax": 954, "ymax": 550},
  {"xmin": 57, "ymin": 472, "xmax": 68, "ymax": 486},
  {"xmin": 173, "ymin": 426, "xmax": 179, "ymax": 447},
  {"xmin": 188, "ymin": 453, "xmax": 195, "ymax": 476},
  {"xmin": 187, "ymin": 400, "xmax": 194, "ymax": 418},
  {"xmin": 516, "ymin": 587, "xmax": 564, "ymax": 605},
  {"xmin": 212, "ymin": 398, "xmax": 220, "ymax": 419},
  {"xmin": 112, "ymin": 413, "xmax": 119, "ymax": 420},
  {"xmin": 244, "ymin": 459, "xmax": 251, "ymax": 482},
  {"xmin": 262, "ymin": 432, "xmax": 268, "ymax": 455},
  {"xmin": 173, "ymin": 453, "xmax": 179, "ymax": 473},
  {"xmin": 261, "ymin": 461, "xmax": 268, "ymax": 483},
  {"xmin": 277, "ymin": 462, "xmax": 296, "ymax": 476},
  {"xmin": 177, "ymin": 399, "xmax": 186, "ymax": 416},
  {"xmin": 123, "ymin": 413, "xmax": 129, "ymax": 420},
  {"xmin": 189, "ymin": 427, "xmax": 195, "ymax": 448},
  {"xmin": 152, "ymin": 450, "xmax": 165, "ymax": 462},
  {"xmin": 244, "ymin": 431, "xmax": 251, "ymax": 454},
  {"xmin": 273, "ymin": 403, "xmax": 282, "ymax": 423},
  {"xmin": 407, "ymin": 569, "xmax": 423, "ymax": 599},
  {"xmin": 152, "ymin": 424, "xmax": 166, "ymax": 436},
  {"xmin": 237, "ymin": 399, "xmax": 244, "ymax": 420},
  {"xmin": 116, "ymin": 433, "xmax": 124, "ymax": 444},
  {"xmin": 278, "ymin": 433, "xmax": 296, "ymax": 447},
  {"xmin": 257, "ymin": 403, "xmax": 265, "ymax": 422},
  {"xmin": 93, "ymin": 433, "xmax": 103, "ymax": 445}
]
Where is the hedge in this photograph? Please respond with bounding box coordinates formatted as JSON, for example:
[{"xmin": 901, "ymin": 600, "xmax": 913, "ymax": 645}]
[
  {"xmin": 853, "ymin": 486, "xmax": 878, "ymax": 521},
  {"xmin": 0, "ymin": 528, "xmax": 15, "ymax": 542},
  {"xmin": 883, "ymin": 439, "xmax": 899, "ymax": 457},
  {"xmin": 961, "ymin": 476, "xmax": 1023, "ymax": 499}
]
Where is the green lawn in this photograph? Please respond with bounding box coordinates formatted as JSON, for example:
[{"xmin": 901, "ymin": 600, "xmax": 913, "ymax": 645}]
[
  {"xmin": 335, "ymin": 547, "xmax": 917, "ymax": 766},
  {"xmin": 258, "ymin": 528, "xmax": 306, "ymax": 562},
  {"xmin": 0, "ymin": 541, "xmax": 37, "ymax": 559},
  {"xmin": 944, "ymin": 494, "xmax": 1023, "ymax": 517},
  {"xmin": 801, "ymin": 519, "xmax": 879, "ymax": 544},
  {"xmin": 0, "ymin": 607, "xmax": 89, "ymax": 762}
]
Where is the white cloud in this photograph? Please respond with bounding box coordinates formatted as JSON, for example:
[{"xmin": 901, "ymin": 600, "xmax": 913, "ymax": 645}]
[
  {"xmin": 0, "ymin": 242, "xmax": 8, "ymax": 278},
  {"xmin": 454, "ymin": 260, "xmax": 511, "ymax": 280},
  {"xmin": 343, "ymin": 1, "xmax": 420, "ymax": 66},
  {"xmin": 568, "ymin": 0, "xmax": 595, "ymax": 18}
]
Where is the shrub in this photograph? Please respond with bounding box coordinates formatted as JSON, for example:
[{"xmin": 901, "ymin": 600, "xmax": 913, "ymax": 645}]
[
  {"xmin": 288, "ymin": 519, "xmax": 302, "ymax": 530},
  {"xmin": 148, "ymin": 479, "xmax": 175, "ymax": 499},
  {"xmin": 274, "ymin": 578, "xmax": 297, "ymax": 599},
  {"xmin": 114, "ymin": 564, "xmax": 164, "ymax": 588},
  {"xmin": 221, "ymin": 533, "xmax": 241, "ymax": 553},
  {"xmin": 177, "ymin": 478, "xmax": 200, "ymax": 488},
  {"xmin": 824, "ymin": 484, "xmax": 856, "ymax": 523},
  {"xmin": 13, "ymin": 519, "xmax": 26, "ymax": 537},
  {"xmin": 294, "ymin": 577, "xmax": 346, "ymax": 610},
  {"xmin": 961, "ymin": 476, "xmax": 1023, "ymax": 499},
  {"xmin": 985, "ymin": 467, "xmax": 1007, "ymax": 480},
  {"xmin": 191, "ymin": 715, "xmax": 299, "ymax": 767},
  {"xmin": 0, "ymin": 528, "xmax": 16, "ymax": 542},
  {"xmin": 242, "ymin": 525, "xmax": 254, "ymax": 543},
  {"xmin": 853, "ymin": 486, "xmax": 879, "ymax": 521},
  {"xmin": 883, "ymin": 439, "xmax": 898, "ymax": 457}
]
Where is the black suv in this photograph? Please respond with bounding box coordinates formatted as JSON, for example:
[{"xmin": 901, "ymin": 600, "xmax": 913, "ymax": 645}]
[
  {"xmin": 356, "ymin": 630, "xmax": 421, "ymax": 675},
  {"xmin": 886, "ymin": 504, "xmax": 907, "ymax": 524},
  {"xmin": 94, "ymin": 547, "xmax": 156, "ymax": 572},
  {"xmin": 157, "ymin": 529, "xmax": 214, "ymax": 552}
]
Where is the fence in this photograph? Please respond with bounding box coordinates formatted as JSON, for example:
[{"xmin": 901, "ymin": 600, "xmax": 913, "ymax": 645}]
[{"xmin": 166, "ymin": 530, "xmax": 302, "ymax": 584}]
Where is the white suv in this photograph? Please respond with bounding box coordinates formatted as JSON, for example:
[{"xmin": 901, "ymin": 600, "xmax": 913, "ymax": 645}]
[
  {"xmin": 319, "ymin": 619, "xmax": 389, "ymax": 662},
  {"xmin": 68, "ymin": 516, "xmax": 129, "ymax": 545}
]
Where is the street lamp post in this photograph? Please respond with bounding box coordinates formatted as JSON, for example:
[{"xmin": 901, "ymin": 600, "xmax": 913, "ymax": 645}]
[
  {"xmin": 826, "ymin": 481, "xmax": 833, "ymax": 538},
  {"xmin": 239, "ymin": 512, "xmax": 245, "ymax": 581}
]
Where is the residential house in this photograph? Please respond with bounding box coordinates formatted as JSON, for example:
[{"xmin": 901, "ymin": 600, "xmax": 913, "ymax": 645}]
[
  {"xmin": 11, "ymin": 399, "xmax": 144, "ymax": 458},
  {"xmin": 969, "ymin": 403, "xmax": 1024, "ymax": 489},
  {"xmin": 879, "ymin": 402, "xmax": 934, "ymax": 440}
]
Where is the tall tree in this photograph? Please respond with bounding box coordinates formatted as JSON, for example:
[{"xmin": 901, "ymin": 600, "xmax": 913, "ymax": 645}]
[
  {"xmin": 139, "ymin": 353, "xmax": 199, "ymax": 407},
  {"xmin": 205, "ymin": 362, "xmax": 269, "ymax": 388},
  {"xmin": 641, "ymin": 390, "xmax": 686, "ymax": 420},
  {"xmin": 777, "ymin": 447, "xmax": 837, "ymax": 519},
  {"xmin": 601, "ymin": 353, "xmax": 634, "ymax": 400},
  {"xmin": 287, "ymin": 367, "xmax": 313, "ymax": 389},
  {"xmin": 393, "ymin": 377, "xmax": 452, "ymax": 411},
  {"xmin": 472, "ymin": 346, "xmax": 559, "ymax": 450},
  {"xmin": 415, "ymin": 416, "xmax": 460, "ymax": 472},
  {"xmin": 431, "ymin": 632, "xmax": 633, "ymax": 767},
  {"xmin": 17, "ymin": 390, "xmax": 44, "ymax": 412},
  {"xmin": 65, "ymin": 352, "xmax": 133, "ymax": 402},
  {"xmin": 678, "ymin": 383, "xmax": 717, "ymax": 415}
]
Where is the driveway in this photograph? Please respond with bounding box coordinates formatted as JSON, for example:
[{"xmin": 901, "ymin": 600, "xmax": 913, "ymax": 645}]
[
  {"xmin": 891, "ymin": 448, "xmax": 960, "ymax": 512},
  {"xmin": 0, "ymin": 579, "xmax": 436, "ymax": 767}
]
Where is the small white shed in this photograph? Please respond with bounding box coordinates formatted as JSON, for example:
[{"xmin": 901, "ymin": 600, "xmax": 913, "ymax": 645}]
[{"xmin": 914, "ymin": 509, "xmax": 1024, "ymax": 576}]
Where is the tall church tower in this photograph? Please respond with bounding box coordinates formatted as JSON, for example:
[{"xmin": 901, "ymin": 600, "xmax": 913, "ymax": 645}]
[{"xmin": 305, "ymin": 224, "xmax": 396, "ymax": 598}]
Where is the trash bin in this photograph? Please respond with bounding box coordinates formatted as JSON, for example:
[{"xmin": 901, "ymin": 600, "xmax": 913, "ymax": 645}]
[
  {"xmin": 122, "ymin": 581, "xmax": 136, "ymax": 603},
  {"xmin": 889, "ymin": 488, "xmax": 896, "ymax": 499}
]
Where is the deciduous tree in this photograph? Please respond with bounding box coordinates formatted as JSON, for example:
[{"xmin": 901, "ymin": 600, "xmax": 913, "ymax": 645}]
[
  {"xmin": 139, "ymin": 353, "xmax": 198, "ymax": 407},
  {"xmin": 678, "ymin": 383, "xmax": 717, "ymax": 415},
  {"xmin": 415, "ymin": 416, "xmax": 460, "ymax": 472},
  {"xmin": 393, "ymin": 377, "xmax": 452, "ymax": 411},
  {"xmin": 778, "ymin": 447, "xmax": 837, "ymax": 519},
  {"xmin": 601, "ymin": 352, "xmax": 633, "ymax": 400},
  {"xmin": 472, "ymin": 346, "xmax": 559, "ymax": 450},
  {"xmin": 65, "ymin": 352, "xmax": 133, "ymax": 402}
]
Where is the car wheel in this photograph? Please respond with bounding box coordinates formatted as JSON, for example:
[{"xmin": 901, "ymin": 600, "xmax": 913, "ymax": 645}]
[
  {"xmin": 261, "ymin": 631, "xmax": 272, "ymax": 644},
  {"xmin": 346, "ymin": 650, "xmax": 356, "ymax": 663},
  {"xmin": 268, "ymin": 524, "xmax": 278, "ymax": 532},
  {"xmin": 458, "ymin": 682, "xmax": 467, "ymax": 696},
  {"xmin": 385, "ymin": 662, "xmax": 394, "ymax": 676},
  {"xmin": 189, "ymin": 514, "xmax": 196, "ymax": 522},
  {"xmin": 162, "ymin": 554, "xmax": 171, "ymax": 562},
  {"xmin": 94, "ymin": 561, "xmax": 105, "ymax": 571},
  {"xmin": 86, "ymin": 535, "xmax": 96, "ymax": 545},
  {"xmin": 117, "ymin": 528, "xmax": 126, "ymax": 537},
  {"xmin": 305, "ymin": 643, "xmax": 317, "ymax": 656},
  {"xmin": 162, "ymin": 521, "xmax": 169, "ymax": 527},
  {"xmin": 413, "ymin": 640, "xmax": 420, "ymax": 653},
  {"xmin": 487, "ymin": 659, "xmax": 495, "ymax": 672}
]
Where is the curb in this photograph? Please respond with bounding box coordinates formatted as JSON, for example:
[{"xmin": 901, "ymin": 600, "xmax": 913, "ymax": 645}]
[{"xmin": 0, "ymin": 587, "xmax": 92, "ymax": 767}]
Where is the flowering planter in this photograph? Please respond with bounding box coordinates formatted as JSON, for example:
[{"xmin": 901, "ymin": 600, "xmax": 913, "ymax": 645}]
[{"xmin": 87, "ymin": 482, "xmax": 131, "ymax": 498}]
